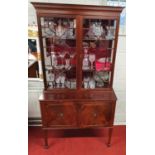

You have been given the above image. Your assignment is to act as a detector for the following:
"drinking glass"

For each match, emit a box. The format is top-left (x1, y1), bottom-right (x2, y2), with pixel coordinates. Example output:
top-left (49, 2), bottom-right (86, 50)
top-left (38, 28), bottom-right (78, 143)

top-left (70, 51), bottom-right (76, 64)
top-left (83, 77), bottom-right (90, 89)
top-left (60, 74), bottom-right (66, 88)
top-left (89, 54), bottom-right (96, 70)
top-left (55, 74), bottom-right (61, 88)
top-left (59, 51), bottom-right (66, 67)
top-left (65, 58), bottom-right (70, 69)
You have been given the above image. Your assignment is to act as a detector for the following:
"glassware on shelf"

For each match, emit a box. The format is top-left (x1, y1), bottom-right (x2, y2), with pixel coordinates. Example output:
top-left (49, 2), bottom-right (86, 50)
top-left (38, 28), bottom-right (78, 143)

top-left (94, 71), bottom-right (110, 87)
top-left (49, 21), bottom-right (55, 31)
top-left (88, 53), bottom-right (96, 70)
top-left (65, 80), bottom-right (69, 88)
top-left (93, 22), bottom-right (104, 39)
top-left (55, 19), bottom-right (66, 39)
top-left (83, 77), bottom-right (90, 89)
top-left (70, 50), bottom-right (76, 64)
top-left (63, 20), bottom-right (68, 28)
top-left (87, 22), bottom-right (95, 39)
top-left (44, 21), bottom-right (48, 28)
top-left (89, 78), bottom-right (96, 89)
top-left (70, 79), bottom-right (76, 89)
top-left (41, 18), bottom-right (44, 26)
top-left (51, 52), bottom-right (57, 67)
top-left (82, 54), bottom-right (90, 70)
top-left (48, 71), bottom-right (55, 88)
top-left (69, 21), bottom-right (74, 28)
top-left (86, 21), bottom-right (105, 39)
top-left (106, 26), bottom-right (115, 40)
top-left (96, 81), bottom-right (104, 88)
top-left (65, 58), bottom-right (71, 70)
top-left (59, 51), bottom-right (66, 68)
top-left (49, 71), bottom-right (55, 82)
top-left (60, 73), bottom-right (66, 88)
top-left (102, 72), bottom-right (109, 82)
top-left (67, 28), bottom-right (74, 39)
top-left (55, 74), bottom-right (61, 88)
top-left (84, 47), bottom-right (88, 55)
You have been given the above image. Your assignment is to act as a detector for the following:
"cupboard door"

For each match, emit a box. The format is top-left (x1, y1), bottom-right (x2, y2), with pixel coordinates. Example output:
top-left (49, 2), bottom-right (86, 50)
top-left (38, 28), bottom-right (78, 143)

top-left (42, 102), bottom-right (77, 127)
top-left (39, 16), bottom-right (78, 90)
top-left (79, 102), bottom-right (113, 127)
top-left (81, 18), bottom-right (117, 89)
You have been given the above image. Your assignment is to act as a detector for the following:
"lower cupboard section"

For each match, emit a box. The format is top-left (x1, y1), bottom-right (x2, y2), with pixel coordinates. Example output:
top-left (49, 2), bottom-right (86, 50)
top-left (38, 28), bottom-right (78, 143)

top-left (40, 101), bottom-right (115, 128)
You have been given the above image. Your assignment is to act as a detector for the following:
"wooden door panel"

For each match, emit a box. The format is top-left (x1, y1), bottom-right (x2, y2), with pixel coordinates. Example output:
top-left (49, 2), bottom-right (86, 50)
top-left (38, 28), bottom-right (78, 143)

top-left (43, 102), bottom-right (77, 127)
top-left (79, 102), bottom-right (113, 127)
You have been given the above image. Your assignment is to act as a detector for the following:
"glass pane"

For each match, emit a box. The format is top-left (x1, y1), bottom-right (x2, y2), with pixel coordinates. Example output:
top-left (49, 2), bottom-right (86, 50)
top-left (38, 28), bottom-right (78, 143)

top-left (82, 18), bottom-right (116, 89)
top-left (41, 17), bottom-right (77, 89)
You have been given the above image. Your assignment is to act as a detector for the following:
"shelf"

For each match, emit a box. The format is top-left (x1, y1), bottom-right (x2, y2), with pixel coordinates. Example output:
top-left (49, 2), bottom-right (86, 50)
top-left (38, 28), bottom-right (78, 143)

top-left (83, 38), bottom-right (115, 41)
top-left (82, 69), bottom-right (111, 72)
top-left (46, 65), bottom-right (76, 71)
top-left (43, 46), bottom-right (76, 49)
top-left (42, 36), bottom-right (76, 40)
top-left (41, 26), bottom-right (76, 29)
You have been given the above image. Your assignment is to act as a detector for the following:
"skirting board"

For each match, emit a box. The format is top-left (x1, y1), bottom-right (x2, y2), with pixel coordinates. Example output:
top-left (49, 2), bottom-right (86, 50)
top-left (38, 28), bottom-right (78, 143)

top-left (28, 117), bottom-right (126, 126)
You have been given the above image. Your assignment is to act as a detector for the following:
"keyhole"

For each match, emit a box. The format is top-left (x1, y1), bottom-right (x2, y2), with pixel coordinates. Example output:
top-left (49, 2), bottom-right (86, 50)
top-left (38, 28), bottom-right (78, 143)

top-left (93, 112), bottom-right (97, 117)
top-left (59, 112), bottom-right (64, 117)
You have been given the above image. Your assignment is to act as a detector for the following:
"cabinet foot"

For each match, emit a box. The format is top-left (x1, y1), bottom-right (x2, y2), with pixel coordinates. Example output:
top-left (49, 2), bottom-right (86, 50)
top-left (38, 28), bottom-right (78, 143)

top-left (107, 127), bottom-right (113, 147)
top-left (44, 144), bottom-right (49, 149)
top-left (107, 143), bottom-right (111, 147)
top-left (43, 130), bottom-right (49, 149)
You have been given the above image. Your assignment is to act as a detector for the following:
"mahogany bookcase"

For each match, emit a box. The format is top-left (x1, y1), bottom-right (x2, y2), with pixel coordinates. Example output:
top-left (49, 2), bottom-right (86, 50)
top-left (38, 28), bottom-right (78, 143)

top-left (32, 2), bottom-right (123, 148)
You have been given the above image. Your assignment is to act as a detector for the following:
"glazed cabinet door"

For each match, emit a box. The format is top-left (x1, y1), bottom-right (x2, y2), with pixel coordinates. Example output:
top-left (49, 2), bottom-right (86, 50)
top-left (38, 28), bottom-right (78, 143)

top-left (79, 102), bottom-right (115, 128)
top-left (40, 101), bottom-right (77, 128)
top-left (38, 16), bottom-right (78, 90)
top-left (80, 17), bottom-right (119, 89)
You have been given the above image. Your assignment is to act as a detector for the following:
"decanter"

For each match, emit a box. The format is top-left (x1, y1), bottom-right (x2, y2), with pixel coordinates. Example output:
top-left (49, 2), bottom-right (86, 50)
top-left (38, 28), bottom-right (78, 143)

top-left (82, 54), bottom-right (90, 70)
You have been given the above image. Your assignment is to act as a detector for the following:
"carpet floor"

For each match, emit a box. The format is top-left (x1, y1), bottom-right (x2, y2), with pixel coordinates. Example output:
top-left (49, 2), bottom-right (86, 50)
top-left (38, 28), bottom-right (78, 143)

top-left (28, 125), bottom-right (126, 155)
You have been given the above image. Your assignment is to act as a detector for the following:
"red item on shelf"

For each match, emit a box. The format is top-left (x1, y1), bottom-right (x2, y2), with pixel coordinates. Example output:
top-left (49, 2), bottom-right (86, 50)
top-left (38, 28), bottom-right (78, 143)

top-left (95, 61), bottom-right (105, 71)
top-left (88, 47), bottom-right (111, 59)
top-left (95, 61), bottom-right (111, 71)
top-left (104, 62), bottom-right (111, 71)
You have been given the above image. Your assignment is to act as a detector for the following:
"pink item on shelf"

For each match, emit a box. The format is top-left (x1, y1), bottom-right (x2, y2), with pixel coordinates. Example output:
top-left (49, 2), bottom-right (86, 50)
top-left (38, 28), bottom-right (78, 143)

top-left (95, 61), bottom-right (111, 71)
top-left (95, 61), bottom-right (105, 71)
top-left (104, 62), bottom-right (111, 71)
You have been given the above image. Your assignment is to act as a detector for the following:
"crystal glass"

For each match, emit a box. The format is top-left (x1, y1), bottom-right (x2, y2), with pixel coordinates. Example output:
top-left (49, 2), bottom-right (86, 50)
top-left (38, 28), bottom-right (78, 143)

top-left (70, 51), bottom-right (76, 65)
top-left (84, 48), bottom-right (88, 55)
top-left (65, 58), bottom-right (70, 69)
top-left (55, 19), bottom-right (65, 37)
top-left (88, 54), bottom-right (96, 70)
top-left (93, 22), bottom-right (104, 39)
top-left (60, 74), bottom-right (66, 88)
top-left (70, 79), bottom-right (76, 89)
top-left (89, 78), bottom-right (95, 89)
top-left (106, 26), bottom-right (114, 39)
top-left (55, 74), bottom-right (61, 88)
top-left (82, 54), bottom-right (89, 70)
top-left (48, 71), bottom-right (55, 88)
top-left (59, 51), bottom-right (66, 67)
top-left (51, 52), bottom-right (57, 67)
top-left (49, 71), bottom-right (55, 82)
top-left (83, 77), bottom-right (90, 89)
top-left (70, 51), bottom-right (76, 60)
